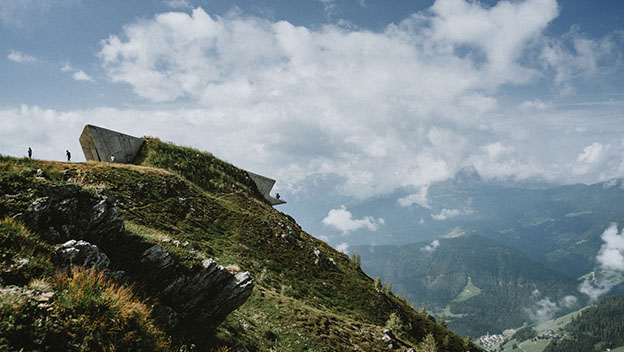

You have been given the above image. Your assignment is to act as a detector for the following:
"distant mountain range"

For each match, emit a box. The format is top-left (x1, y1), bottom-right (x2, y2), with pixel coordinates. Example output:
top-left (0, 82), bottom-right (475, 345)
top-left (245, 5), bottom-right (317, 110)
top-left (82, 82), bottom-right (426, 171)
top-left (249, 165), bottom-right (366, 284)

top-left (333, 168), bottom-right (624, 337)
top-left (295, 168), bottom-right (624, 278)
top-left (353, 234), bottom-right (584, 337)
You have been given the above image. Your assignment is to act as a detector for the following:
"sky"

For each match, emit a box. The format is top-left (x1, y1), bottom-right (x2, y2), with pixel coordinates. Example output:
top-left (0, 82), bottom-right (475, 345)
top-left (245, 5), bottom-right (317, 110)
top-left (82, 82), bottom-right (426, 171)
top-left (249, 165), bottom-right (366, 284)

top-left (1, 0), bottom-right (624, 247)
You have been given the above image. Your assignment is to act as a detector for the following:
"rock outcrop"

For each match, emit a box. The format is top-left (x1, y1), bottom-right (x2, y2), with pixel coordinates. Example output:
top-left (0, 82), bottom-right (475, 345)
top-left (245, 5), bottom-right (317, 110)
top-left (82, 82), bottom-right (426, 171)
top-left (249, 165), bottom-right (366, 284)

top-left (19, 185), bottom-right (254, 333)
top-left (22, 185), bottom-right (123, 244)
top-left (54, 240), bottom-right (111, 269)
top-left (140, 244), bottom-right (255, 330)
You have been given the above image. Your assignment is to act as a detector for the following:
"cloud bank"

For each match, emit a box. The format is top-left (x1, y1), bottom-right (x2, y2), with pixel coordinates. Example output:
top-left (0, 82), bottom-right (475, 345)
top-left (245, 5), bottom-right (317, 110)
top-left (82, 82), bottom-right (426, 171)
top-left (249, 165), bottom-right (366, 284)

top-left (2, 0), bottom-right (624, 203)
top-left (322, 205), bottom-right (384, 235)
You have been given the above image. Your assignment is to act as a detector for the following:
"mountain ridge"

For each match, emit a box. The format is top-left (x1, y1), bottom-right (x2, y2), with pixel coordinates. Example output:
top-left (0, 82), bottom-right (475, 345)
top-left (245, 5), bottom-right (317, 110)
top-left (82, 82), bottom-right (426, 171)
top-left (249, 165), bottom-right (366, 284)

top-left (0, 138), bottom-right (482, 351)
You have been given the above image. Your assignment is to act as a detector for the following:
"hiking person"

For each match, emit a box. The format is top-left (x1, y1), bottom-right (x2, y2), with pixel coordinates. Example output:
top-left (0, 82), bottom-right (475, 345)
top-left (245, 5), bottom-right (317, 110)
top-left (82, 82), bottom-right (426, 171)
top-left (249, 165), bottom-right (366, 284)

top-left (276, 193), bottom-right (281, 200)
top-left (66, 150), bottom-right (71, 161)
top-left (110, 155), bottom-right (115, 163)
top-left (27, 147), bottom-right (32, 159)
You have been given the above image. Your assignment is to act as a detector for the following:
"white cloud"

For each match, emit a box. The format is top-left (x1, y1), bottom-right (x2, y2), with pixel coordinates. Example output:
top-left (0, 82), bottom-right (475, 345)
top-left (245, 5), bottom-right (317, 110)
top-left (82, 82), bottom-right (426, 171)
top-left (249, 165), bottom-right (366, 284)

top-left (578, 223), bottom-right (624, 300)
top-left (61, 62), bottom-right (73, 72)
top-left (96, 3), bottom-right (611, 200)
top-left (164, 0), bottom-right (192, 9)
top-left (420, 239), bottom-right (440, 253)
top-left (578, 278), bottom-right (616, 301)
top-left (398, 186), bottom-right (431, 208)
top-left (541, 26), bottom-right (621, 91)
top-left (1, 1), bottom-right (623, 204)
top-left (335, 242), bottom-right (349, 254)
top-left (72, 70), bottom-right (94, 82)
top-left (597, 223), bottom-right (624, 272)
top-left (525, 297), bottom-right (558, 323)
top-left (322, 205), bottom-right (383, 235)
top-left (7, 50), bottom-right (37, 63)
top-left (560, 295), bottom-right (577, 308)
top-left (573, 142), bottom-right (608, 175)
top-left (431, 207), bottom-right (473, 221)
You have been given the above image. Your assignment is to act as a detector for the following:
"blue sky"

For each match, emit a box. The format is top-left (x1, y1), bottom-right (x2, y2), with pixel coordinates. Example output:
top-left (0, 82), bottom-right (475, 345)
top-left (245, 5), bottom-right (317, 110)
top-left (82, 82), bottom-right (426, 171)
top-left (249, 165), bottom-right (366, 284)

top-left (2, 0), bottom-right (624, 248)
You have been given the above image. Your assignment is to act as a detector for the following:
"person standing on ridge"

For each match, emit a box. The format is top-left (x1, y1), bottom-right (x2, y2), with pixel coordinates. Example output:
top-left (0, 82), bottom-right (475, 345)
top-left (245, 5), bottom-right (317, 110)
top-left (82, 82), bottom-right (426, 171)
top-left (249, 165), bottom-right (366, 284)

top-left (27, 147), bottom-right (32, 159)
top-left (66, 150), bottom-right (71, 161)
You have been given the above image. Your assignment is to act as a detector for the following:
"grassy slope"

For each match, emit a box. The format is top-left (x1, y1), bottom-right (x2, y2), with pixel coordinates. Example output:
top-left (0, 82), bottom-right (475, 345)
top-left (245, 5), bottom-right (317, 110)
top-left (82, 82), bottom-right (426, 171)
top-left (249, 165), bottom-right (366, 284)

top-left (0, 139), bottom-right (481, 351)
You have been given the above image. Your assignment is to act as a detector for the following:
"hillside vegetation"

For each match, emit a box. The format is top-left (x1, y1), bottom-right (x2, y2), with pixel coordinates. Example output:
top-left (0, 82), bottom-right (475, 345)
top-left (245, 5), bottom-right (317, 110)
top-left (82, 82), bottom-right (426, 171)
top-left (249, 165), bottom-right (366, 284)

top-left (544, 295), bottom-right (624, 352)
top-left (354, 235), bottom-right (582, 337)
top-left (0, 138), bottom-right (481, 351)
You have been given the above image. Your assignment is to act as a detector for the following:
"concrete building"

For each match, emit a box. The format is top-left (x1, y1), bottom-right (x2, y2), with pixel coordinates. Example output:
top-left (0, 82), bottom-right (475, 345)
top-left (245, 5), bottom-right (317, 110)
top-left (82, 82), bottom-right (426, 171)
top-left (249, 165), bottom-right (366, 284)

top-left (79, 124), bottom-right (144, 164)
top-left (79, 124), bottom-right (285, 206)
top-left (247, 171), bottom-right (286, 206)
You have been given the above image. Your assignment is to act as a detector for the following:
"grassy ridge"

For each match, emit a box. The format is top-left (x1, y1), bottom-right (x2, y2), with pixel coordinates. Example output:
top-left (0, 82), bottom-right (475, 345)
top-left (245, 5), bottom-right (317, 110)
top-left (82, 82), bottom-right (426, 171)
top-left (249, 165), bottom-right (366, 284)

top-left (0, 141), bottom-right (481, 351)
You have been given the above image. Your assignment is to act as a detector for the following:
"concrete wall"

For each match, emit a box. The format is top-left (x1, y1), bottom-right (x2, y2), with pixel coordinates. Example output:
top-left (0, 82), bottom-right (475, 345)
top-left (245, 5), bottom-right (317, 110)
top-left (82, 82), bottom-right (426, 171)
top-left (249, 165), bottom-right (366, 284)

top-left (247, 171), bottom-right (286, 206)
top-left (79, 125), bottom-right (144, 164)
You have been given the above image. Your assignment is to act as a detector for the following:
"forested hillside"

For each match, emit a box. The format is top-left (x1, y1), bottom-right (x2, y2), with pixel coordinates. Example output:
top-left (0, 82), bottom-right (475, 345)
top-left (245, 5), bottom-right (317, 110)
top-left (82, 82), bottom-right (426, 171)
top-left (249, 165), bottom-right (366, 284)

top-left (354, 234), bottom-right (582, 337)
top-left (544, 295), bottom-right (624, 352)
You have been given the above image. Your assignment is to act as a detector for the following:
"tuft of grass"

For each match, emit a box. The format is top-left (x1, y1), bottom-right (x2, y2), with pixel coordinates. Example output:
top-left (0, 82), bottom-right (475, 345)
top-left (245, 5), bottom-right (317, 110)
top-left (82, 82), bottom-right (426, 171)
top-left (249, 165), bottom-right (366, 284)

top-left (51, 266), bottom-right (169, 351)
top-left (0, 217), bottom-right (53, 286)
top-left (1, 266), bottom-right (171, 351)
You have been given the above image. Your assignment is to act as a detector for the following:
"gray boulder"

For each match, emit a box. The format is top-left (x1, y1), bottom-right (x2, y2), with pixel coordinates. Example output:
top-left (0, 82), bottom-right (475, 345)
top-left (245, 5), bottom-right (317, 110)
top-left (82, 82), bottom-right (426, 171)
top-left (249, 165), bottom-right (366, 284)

top-left (54, 240), bottom-right (110, 269)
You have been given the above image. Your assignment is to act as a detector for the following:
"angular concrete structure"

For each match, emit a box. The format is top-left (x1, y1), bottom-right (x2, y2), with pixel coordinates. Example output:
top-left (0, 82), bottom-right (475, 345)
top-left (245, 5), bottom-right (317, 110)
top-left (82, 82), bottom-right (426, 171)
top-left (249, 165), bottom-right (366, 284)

top-left (247, 171), bottom-right (286, 206)
top-left (79, 125), bottom-right (144, 164)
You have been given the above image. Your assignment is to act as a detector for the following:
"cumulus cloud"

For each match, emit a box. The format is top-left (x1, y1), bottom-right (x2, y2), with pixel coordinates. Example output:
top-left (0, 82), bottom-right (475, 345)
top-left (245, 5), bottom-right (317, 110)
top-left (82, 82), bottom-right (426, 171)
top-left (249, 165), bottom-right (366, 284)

top-left (573, 142), bottom-right (609, 175)
top-left (578, 224), bottom-right (624, 300)
top-left (596, 223), bottom-right (624, 271)
top-left (322, 205), bottom-right (384, 235)
top-left (72, 70), bottom-right (94, 82)
top-left (420, 239), bottom-right (440, 253)
top-left (431, 207), bottom-right (473, 221)
top-left (398, 186), bottom-right (431, 208)
top-left (7, 50), bottom-right (37, 63)
top-left (2, 1), bottom-right (624, 203)
top-left (92, 2), bottom-right (624, 201)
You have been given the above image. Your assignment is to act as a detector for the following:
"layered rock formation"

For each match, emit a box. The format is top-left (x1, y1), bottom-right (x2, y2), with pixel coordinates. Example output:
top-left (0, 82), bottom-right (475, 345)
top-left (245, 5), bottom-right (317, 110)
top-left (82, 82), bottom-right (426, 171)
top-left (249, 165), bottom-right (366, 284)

top-left (18, 184), bottom-right (253, 332)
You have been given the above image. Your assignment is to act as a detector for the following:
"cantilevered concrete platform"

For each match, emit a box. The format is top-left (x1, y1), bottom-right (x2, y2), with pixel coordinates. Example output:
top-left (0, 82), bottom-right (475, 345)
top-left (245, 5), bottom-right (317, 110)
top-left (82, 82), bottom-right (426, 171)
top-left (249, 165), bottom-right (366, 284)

top-left (79, 124), bottom-right (144, 164)
top-left (247, 171), bottom-right (286, 206)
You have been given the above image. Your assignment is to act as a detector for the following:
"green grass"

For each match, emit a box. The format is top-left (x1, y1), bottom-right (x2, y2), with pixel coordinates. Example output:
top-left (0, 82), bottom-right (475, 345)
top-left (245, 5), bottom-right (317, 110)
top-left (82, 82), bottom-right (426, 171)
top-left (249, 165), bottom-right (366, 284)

top-left (0, 142), bottom-right (483, 352)
top-left (0, 221), bottom-right (171, 351)
top-left (453, 276), bottom-right (482, 302)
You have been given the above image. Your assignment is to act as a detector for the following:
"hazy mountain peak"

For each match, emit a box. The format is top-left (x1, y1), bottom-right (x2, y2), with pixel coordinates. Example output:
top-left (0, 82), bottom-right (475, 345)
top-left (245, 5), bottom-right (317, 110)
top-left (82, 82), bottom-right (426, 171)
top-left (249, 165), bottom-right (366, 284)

top-left (453, 166), bottom-right (482, 184)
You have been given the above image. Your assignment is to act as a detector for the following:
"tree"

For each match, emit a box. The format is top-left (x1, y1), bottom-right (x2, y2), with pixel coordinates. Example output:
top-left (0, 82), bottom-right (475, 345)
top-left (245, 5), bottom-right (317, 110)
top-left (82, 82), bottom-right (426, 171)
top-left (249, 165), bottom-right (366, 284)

top-left (416, 333), bottom-right (437, 352)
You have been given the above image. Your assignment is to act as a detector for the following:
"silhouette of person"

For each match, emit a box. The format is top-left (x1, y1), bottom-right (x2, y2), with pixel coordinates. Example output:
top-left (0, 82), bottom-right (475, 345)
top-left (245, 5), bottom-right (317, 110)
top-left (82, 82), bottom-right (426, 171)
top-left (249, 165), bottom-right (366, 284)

top-left (276, 193), bottom-right (281, 200)
top-left (27, 147), bottom-right (32, 159)
top-left (66, 150), bottom-right (71, 161)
